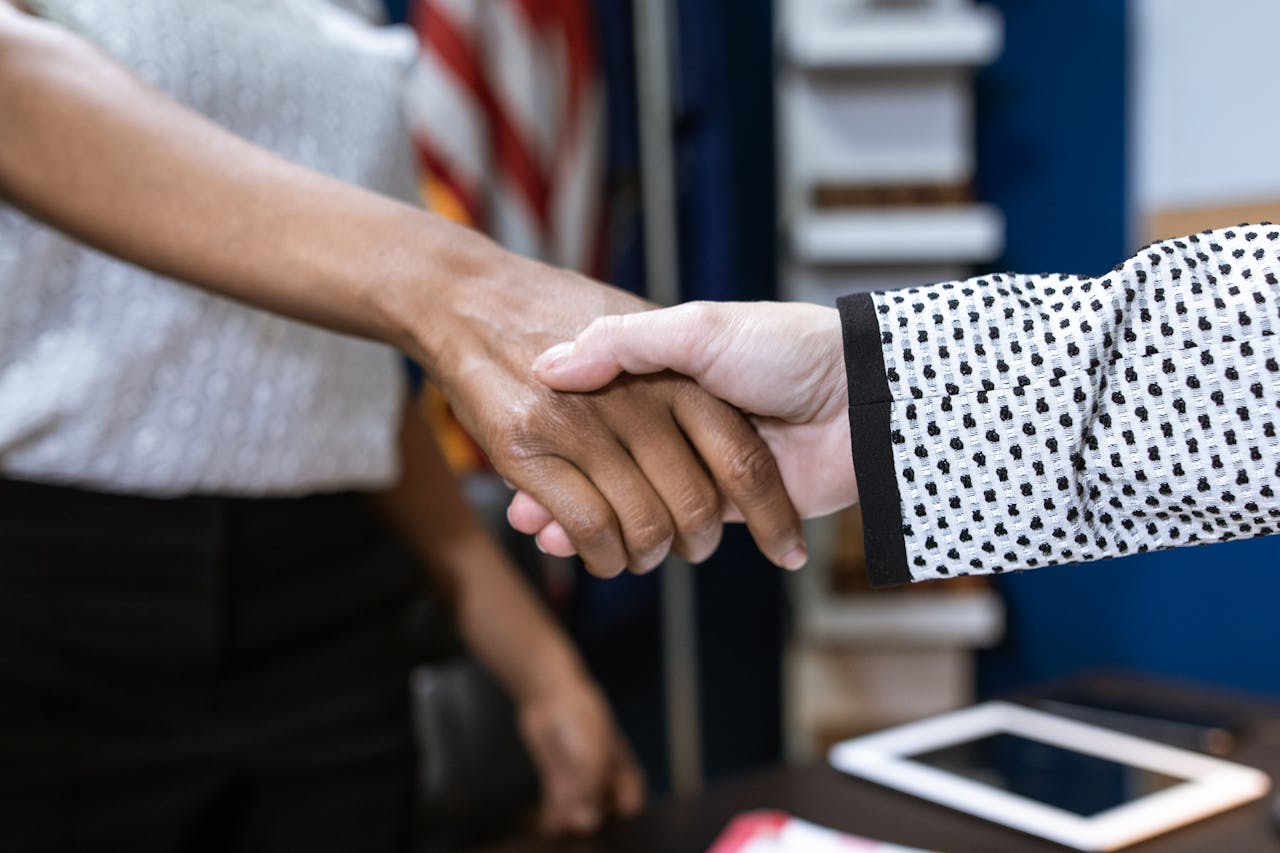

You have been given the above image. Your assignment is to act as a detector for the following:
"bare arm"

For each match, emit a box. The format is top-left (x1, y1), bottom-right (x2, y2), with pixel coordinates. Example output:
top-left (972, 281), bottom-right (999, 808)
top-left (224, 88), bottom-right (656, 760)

top-left (373, 404), bottom-right (644, 834)
top-left (0, 2), bottom-right (473, 346)
top-left (0, 5), bottom-right (806, 575)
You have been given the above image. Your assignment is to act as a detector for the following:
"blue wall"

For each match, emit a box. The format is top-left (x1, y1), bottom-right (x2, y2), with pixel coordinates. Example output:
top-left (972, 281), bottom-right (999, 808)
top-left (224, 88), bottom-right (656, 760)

top-left (383, 0), bottom-right (409, 24)
top-left (975, 0), bottom-right (1280, 698)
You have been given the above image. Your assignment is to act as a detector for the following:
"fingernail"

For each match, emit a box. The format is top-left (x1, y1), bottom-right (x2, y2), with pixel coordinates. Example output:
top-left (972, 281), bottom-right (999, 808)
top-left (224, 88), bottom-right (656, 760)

top-left (535, 539), bottom-right (547, 555)
top-left (779, 544), bottom-right (807, 571)
top-left (532, 342), bottom-right (574, 373)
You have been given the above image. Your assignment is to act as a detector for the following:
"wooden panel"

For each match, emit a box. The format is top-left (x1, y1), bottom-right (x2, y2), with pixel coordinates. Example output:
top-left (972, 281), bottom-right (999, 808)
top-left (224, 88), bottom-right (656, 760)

top-left (1145, 198), bottom-right (1280, 242)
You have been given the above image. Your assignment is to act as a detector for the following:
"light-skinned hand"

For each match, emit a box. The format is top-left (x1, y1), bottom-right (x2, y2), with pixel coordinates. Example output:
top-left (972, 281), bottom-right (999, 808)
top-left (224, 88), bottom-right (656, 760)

top-left (507, 301), bottom-right (856, 562)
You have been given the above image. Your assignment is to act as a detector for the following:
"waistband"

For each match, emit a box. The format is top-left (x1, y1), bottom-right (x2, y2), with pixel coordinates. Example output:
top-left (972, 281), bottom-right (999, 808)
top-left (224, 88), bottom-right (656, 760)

top-left (0, 477), bottom-right (380, 549)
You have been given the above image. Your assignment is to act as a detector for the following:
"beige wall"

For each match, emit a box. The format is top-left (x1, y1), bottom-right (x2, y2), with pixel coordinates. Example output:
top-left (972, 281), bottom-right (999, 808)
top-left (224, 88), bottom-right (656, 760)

top-left (1146, 199), bottom-right (1280, 243)
top-left (1134, 0), bottom-right (1280, 241)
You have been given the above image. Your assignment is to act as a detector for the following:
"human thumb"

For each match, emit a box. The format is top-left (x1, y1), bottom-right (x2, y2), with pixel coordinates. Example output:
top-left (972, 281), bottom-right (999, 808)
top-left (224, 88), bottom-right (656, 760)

top-left (532, 314), bottom-right (659, 391)
top-left (534, 307), bottom-right (719, 393)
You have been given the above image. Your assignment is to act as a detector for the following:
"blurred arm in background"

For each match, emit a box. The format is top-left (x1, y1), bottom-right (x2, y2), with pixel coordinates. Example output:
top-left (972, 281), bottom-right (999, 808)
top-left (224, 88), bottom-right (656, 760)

top-left (374, 402), bottom-right (644, 835)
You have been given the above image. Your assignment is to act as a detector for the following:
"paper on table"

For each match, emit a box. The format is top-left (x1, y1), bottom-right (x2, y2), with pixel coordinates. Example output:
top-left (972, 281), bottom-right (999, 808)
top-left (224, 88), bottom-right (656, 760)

top-left (708, 810), bottom-right (938, 853)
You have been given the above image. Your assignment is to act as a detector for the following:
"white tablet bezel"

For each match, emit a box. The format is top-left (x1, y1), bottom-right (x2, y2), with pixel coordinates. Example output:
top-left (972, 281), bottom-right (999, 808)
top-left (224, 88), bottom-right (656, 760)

top-left (828, 701), bottom-right (1271, 851)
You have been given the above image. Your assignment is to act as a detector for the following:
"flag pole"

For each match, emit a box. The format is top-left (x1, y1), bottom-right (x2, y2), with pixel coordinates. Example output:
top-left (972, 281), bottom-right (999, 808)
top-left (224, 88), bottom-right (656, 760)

top-left (632, 0), bottom-right (703, 798)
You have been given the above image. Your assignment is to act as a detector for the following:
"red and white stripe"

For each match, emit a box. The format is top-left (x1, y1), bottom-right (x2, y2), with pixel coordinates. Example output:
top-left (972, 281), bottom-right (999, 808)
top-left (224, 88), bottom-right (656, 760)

top-left (406, 0), bottom-right (605, 274)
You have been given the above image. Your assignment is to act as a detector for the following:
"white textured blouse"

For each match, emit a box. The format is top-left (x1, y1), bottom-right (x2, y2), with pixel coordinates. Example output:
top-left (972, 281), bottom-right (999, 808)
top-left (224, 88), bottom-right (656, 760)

top-left (0, 0), bottom-right (421, 496)
top-left (841, 224), bottom-right (1280, 585)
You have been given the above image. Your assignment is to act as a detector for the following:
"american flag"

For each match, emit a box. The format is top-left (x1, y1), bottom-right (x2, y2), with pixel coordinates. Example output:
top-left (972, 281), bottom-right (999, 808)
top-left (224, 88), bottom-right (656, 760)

top-left (405, 0), bottom-right (605, 275)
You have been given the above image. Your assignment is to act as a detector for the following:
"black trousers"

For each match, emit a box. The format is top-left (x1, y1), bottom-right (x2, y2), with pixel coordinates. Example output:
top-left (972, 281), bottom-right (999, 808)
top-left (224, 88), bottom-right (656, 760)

top-left (0, 479), bottom-right (423, 853)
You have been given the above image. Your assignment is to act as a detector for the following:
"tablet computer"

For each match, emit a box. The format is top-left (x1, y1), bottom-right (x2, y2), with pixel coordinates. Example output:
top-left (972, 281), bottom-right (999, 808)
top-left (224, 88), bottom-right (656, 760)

top-left (828, 701), bottom-right (1271, 851)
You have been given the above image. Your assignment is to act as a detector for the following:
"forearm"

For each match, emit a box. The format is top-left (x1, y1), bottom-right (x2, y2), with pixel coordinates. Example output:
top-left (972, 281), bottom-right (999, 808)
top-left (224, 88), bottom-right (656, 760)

top-left (0, 8), bottom-right (498, 360)
top-left (437, 526), bottom-right (587, 700)
top-left (374, 405), bottom-right (587, 701)
top-left (845, 225), bottom-right (1280, 584)
top-left (0, 5), bottom-right (806, 576)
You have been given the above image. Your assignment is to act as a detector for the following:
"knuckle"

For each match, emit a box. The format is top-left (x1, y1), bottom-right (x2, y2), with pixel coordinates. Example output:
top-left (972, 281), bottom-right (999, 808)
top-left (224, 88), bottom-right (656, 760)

top-left (683, 300), bottom-right (716, 324)
top-left (567, 508), bottom-right (616, 551)
top-left (574, 317), bottom-right (605, 350)
top-left (589, 313), bottom-right (625, 338)
top-left (578, 313), bottom-right (627, 355)
top-left (492, 416), bottom-right (538, 460)
top-left (492, 400), bottom-right (566, 465)
top-left (675, 491), bottom-right (720, 536)
top-left (723, 440), bottom-right (779, 500)
top-left (628, 515), bottom-right (674, 562)
top-left (685, 301), bottom-right (728, 341)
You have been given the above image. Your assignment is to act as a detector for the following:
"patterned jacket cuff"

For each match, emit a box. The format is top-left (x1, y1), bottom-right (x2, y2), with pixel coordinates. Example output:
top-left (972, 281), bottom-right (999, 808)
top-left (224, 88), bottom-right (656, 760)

top-left (837, 294), bottom-right (912, 587)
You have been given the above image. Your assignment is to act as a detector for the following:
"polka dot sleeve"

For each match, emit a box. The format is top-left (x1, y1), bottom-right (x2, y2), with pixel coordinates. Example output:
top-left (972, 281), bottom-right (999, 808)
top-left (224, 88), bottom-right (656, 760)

top-left (838, 225), bottom-right (1280, 586)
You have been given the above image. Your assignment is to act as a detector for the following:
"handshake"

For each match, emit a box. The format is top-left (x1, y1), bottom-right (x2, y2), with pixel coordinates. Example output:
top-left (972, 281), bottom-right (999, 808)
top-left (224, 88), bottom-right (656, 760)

top-left (439, 293), bottom-right (856, 578)
top-left (515, 300), bottom-right (860, 568)
top-left (422, 224), bottom-right (1277, 585)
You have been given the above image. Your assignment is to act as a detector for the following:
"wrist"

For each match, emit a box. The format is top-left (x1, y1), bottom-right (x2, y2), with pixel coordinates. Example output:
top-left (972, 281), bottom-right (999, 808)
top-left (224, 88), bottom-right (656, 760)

top-left (390, 237), bottom-right (649, 383)
top-left (362, 210), bottom-right (509, 370)
top-left (509, 631), bottom-right (593, 704)
top-left (814, 305), bottom-right (849, 418)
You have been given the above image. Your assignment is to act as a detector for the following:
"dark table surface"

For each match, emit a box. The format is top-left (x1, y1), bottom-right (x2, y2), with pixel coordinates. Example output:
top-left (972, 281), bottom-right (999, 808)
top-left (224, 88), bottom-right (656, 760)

top-left (477, 673), bottom-right (1280, 853)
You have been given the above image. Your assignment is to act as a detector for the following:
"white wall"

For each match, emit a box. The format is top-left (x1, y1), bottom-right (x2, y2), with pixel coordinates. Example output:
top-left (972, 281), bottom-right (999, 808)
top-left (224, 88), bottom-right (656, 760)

top-left (1134, 0), bottom-right (1280, 211)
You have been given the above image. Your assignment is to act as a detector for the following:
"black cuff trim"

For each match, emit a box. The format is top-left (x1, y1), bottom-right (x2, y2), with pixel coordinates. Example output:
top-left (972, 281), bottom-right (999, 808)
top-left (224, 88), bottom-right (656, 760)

top-left (837, 294), bottom-right (911, 588)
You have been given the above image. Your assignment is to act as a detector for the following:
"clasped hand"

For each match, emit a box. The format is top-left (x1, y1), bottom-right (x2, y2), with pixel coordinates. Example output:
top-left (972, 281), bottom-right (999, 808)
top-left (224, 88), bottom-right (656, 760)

top-left (422, 258), bottom-right (813, 576)
top-left (501, 301), bottom-right (857, 564)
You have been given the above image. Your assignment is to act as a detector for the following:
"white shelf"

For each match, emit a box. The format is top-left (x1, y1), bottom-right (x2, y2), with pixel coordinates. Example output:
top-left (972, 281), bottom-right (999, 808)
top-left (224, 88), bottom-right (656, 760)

top-left (798, 590), bottom-right (1005, 647)
top-left (777, 1), bottom-right (1008, 761)
top-left (780, 66), bottom-right (975, 187)
top-left (790, 205), bottom-right (1004, 265)
top-left (784, 6), bottom-right (1003, 69)
top-left (784, 261), bottom-right (973, 304)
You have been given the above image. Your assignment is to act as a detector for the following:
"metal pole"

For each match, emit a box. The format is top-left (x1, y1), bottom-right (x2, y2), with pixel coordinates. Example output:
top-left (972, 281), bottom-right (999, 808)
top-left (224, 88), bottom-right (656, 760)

top-left (632, 0), bottom-right (703, 798)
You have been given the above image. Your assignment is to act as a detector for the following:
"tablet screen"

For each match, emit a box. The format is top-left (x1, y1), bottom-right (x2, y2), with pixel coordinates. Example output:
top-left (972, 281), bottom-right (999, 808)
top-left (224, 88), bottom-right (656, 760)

top-left (907, 733), bottom-right (1188, 817)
